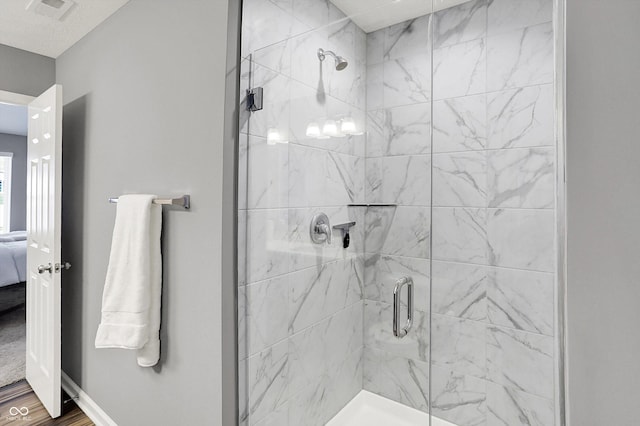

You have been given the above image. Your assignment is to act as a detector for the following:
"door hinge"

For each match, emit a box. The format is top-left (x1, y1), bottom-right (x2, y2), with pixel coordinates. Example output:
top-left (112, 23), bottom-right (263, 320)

top-left (246, 87), bottom-right (264, 112)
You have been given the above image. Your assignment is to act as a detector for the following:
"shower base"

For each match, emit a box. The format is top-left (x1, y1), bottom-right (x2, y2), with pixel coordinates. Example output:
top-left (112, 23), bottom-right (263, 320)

top-left (326, 390), bottom-right (456, 426)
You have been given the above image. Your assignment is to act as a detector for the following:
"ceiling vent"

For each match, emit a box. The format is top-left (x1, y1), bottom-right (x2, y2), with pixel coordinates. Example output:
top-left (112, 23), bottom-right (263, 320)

top-left (26, 0), bottom-right (77, 21)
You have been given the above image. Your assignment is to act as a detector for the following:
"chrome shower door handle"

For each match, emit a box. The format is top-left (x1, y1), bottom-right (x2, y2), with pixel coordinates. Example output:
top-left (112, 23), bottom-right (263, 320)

top-left (393, 276), bottom-right (414, 338)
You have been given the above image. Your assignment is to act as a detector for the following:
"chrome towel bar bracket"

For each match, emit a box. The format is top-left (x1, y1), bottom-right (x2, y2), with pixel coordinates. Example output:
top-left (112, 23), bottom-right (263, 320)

top-left (108, 195), bottom-right (191, 209)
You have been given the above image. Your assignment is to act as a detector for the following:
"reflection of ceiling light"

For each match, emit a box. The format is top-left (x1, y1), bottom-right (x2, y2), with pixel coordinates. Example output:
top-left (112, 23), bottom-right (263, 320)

top-left (267, 128), bottom-right (280, 145)
top-left (306, 122), bottom-right (320, 138)
top-left (31, 113), bottom-right (39, 120)
top-left (267, 128), bottom-right (288, 145)
top-left (43, 133), bottom-right (51, 139)
top-left (32, 138), bottom-right (39, 144)
top-left (341, 117), bottom-right (357, 135)
top-left (43, 106), bottom-right (52, 112)
top-left (323, 120), bottom-right (338, 137)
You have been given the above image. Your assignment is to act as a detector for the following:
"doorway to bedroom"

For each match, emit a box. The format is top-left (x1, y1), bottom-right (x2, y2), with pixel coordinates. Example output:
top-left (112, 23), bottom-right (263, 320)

top-left (0, 100), bottom-right (28, 389)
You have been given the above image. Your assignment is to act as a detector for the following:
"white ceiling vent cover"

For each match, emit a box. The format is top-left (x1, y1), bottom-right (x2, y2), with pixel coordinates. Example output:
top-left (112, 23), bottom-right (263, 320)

top-left (26, 0), bottom-right (77, 21)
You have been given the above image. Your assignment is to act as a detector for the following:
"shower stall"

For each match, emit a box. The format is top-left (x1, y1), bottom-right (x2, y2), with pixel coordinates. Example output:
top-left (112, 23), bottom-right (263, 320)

top-left (237, 0), bottom-right (563, 424)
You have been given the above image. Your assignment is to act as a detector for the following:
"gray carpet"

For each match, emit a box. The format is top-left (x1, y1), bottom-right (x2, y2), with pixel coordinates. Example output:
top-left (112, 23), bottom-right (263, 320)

top-left (0, 284), bottom-right (26, 388)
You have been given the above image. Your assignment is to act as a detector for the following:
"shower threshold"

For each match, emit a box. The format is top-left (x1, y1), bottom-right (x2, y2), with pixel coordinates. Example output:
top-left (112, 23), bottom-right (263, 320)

top-left (326, 390), bottom-right (456, 426)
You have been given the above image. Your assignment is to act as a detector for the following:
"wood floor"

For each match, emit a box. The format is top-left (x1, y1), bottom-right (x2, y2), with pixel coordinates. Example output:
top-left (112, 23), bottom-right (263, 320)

top-left (0, 381), bottom-right (93, 426)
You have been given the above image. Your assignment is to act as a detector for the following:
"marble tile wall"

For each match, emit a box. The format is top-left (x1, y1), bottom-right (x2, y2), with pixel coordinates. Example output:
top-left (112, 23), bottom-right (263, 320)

top-left (364, 0), bottom-right (556, 425)
top-left (238, 1), bottom-right (368, 425)
top-left (430, 0), bottom-right (556, 425)
top-left (362, 13), bottom-right (434, 414)
top-left (239, 0), bottom-right (557, 425)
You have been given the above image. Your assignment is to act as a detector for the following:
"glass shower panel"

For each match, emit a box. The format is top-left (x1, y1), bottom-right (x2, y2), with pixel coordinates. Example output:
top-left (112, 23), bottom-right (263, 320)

top-left (429, 0), bottom-right (557, 425)
top-left (237, 0), bottom-right (559, 425)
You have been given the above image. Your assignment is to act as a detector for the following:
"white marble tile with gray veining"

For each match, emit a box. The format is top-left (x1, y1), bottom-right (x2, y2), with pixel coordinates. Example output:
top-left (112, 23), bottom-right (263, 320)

top-left (246, 275), bottom-right (290, 356)
top-left (367, 28), bottom-right (385, 66)
top-left (488, 147), bottom-right (555, 209)
top-left (487, 84), bottom-right (554, 149)
top-left (364, 348), bottom-right (430, 413)
top-left (366, 63), bottom-right (384, 111)
top-left (254, 402), bottom-right (289, 426)
top-left (486, 381), bottom-right (554, 426)
top-left (288, 301), bottom-right (363, 397)
top-left (487, 208), bottom-right (555, 272)
top-left (252, 38), bottom-right (293, 77)
top-left (434, 0), bottom-right (487, 49)
top-left (292, 0), bottom-right (331, 30)
top-left (366, 206), bottom-right (431, 258)
top-left (487, 267), bottom-right (554, 336)
top-left (378, 155), bottom-right (431, 206)
top-left (246, 209), bottom-right (290, 283)
top-left (383, 53), bottom-right (432, 108)
top-left (383, 14), bottom-right (432, 60)
top-left (432, 207), bottom-right (487, 264)
top-left (288, 144), bottom-right (327, 208)
top-left (433, 94), bottom-right (487, 153)
top-left (364, 300), bottom-right (429, 362)
top-left (248, 341), bottom-right (289, 425)
top-left (242, 0), bottom-right (309, 56)
top-left (433, 151), bottom-right (487, 207)
top-left (487, 23), bottom-right (553, 92)
top-left (434, 38), bottom-right (486, 100)
top-left (362, 205), bottom-right (396, 253)
top-left (326, 150), bottom-right (365, 206)
top-left (247, 63), bottom-right (291, 141)
top-left (364, 253), bottom-right (430, 311)
top-left (431, 314), bottom-right (486, 379)
top-left (487, 0), bottom-right (553, 36)
top-left (432, 261), bottom-right (487, 321)
top-left (367, 104), bottom-right (431, 158)
top-left (288, 259), bottom-right (362, 333)
top-left (486, 326), bottom-right (554, 399)
top-left (431, 365), bottom-right (487, 426)
top-left (247, 135), bottom-right (289, 209)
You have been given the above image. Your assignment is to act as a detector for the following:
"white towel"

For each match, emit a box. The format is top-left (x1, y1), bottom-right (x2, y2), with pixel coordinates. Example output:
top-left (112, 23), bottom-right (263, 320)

top-left (95, 194), bottom-right (163, 367)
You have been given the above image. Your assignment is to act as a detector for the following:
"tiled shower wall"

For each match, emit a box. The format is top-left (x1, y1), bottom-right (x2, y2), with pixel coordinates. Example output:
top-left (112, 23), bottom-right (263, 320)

top-left (363, 0), bottom-right (557, 425)
top-left (238, 0), bottom-right (368, 425)
top-left (240, 0), bottom-right (558, 425)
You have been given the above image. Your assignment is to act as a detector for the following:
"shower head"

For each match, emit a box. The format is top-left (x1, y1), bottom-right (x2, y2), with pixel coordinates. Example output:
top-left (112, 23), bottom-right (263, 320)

top-left (318, 48), bottom-right (349, 71)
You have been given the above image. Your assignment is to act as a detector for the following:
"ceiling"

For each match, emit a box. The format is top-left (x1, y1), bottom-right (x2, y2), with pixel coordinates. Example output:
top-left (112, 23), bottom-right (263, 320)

top-left (330, 0), bottom-right (472, 33)
top-left (0, 0), bottom-right (130, 58)
top-left (0, 103), bottom-right (27, 137)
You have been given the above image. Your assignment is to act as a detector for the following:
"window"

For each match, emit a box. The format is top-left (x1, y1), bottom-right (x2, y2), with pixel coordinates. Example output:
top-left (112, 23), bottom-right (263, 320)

top-left (0, 153), bottom-right (13, 233)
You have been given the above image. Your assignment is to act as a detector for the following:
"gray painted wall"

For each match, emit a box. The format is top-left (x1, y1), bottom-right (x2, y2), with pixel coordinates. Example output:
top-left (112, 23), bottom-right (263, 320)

top-left (56, 1), bottom-right (231, 424)
top-left (566, 1), bottom-right (640, 425)
top-left (0, 43), bottom-right (55, 96)
top-left (0, 133), bottom-right (27, 231)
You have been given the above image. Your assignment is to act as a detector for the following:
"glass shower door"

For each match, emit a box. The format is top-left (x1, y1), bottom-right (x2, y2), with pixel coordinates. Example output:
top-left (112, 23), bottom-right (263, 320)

top-left (237, 0), bottom-right (560, 425)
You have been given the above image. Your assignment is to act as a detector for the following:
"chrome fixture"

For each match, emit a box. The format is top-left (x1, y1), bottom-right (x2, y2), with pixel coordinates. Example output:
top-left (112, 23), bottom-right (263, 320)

top-left (108, 195), bottom-right (191, 209)
top-left (246, 87), bottom-right (263, 112)
top-left (317, 48), bottom-right (348, 71)
top-left (310, 213), bottom-right (332, 244)
top-left (333, 222), bottom-right (356, 249)
top-left (393, 276), bottom-right (414, 338)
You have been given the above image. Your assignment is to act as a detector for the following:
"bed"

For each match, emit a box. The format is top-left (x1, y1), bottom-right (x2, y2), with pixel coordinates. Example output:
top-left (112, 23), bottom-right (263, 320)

top-left (0, 231), bottom-right (27, 288)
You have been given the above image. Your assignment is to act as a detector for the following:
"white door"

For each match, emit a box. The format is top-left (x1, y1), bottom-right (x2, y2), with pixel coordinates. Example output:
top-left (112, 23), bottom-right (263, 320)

top-left (26, 84), bottom-right (63, 418)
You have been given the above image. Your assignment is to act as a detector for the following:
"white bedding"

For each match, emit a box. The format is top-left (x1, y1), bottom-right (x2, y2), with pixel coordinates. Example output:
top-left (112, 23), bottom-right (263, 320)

top-left (0, 232), bottom-right (27, 287)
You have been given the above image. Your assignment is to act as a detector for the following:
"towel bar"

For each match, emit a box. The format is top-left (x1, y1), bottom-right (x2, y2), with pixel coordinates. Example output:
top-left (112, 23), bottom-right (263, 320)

top-left (108, 195), bottom-right (190, 209)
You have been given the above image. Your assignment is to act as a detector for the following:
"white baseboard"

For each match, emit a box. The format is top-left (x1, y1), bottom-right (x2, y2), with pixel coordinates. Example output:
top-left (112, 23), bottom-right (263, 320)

top-left (61, 371), bottom-right (118, 426)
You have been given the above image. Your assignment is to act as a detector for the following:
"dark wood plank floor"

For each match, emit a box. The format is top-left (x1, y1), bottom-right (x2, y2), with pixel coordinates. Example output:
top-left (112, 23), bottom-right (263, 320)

top-left (0, 381), bottom-right (93, 426)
